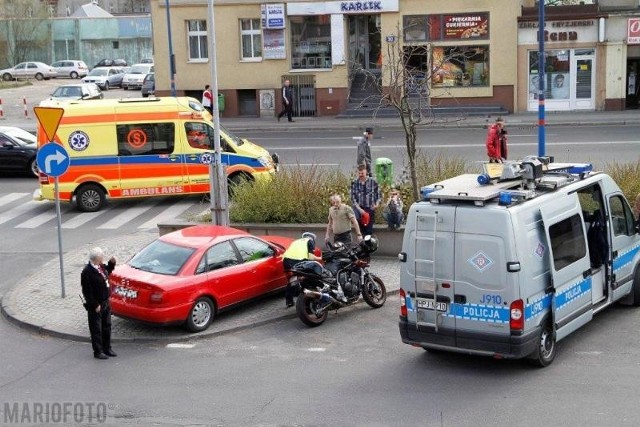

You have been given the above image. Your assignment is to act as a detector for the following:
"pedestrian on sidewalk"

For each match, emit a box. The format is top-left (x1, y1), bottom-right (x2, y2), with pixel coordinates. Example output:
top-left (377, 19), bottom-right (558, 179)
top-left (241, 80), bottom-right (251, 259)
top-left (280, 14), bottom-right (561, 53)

top-left (485, 117), bottom-right (508, 163)
top-left (202, 84), bottom-right (213, 115)
top-left (351, 164), bottom-right (381, 237)
top-left (357, 127), bottom-right (374, 176)
top-left (382, 187), bottom-right (404, 230)
top-left (81, 247), bottom-right (117, 360)
top-left (282, 232), bottom-right (323, 307)
top-left (325, 194), bottom-right (362, 247)
top-left (277, 79), bottom-right (294, 122)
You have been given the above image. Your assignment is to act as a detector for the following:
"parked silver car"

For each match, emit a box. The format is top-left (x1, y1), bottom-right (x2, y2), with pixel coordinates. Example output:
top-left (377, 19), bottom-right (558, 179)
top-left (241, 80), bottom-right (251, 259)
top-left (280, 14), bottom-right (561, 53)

top-left (51, 60), bottom-right (89, 79)
top-left (141, 73), bottom-right (155, 97)
top-left (122, 63), bottom-right (154, 90)
top-left (48, 83), bottom-right (103, 101)
top-left (0, 62), bottom-right (57, 81)
top-left (81, 67), bottom-right (124, 90)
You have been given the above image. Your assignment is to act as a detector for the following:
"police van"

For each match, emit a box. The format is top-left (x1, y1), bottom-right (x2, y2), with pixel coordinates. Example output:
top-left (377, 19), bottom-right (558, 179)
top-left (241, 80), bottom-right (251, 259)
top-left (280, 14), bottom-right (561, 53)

top-left (398, 156), bottom-right (640, 366)
top-left (35, 97), bottom-right (278, 211)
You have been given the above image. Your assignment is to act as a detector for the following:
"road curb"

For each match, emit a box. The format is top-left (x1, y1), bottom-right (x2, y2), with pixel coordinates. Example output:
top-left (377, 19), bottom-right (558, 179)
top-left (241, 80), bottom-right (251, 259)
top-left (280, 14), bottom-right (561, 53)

top-left (1, 282), bottom-right (399, 344)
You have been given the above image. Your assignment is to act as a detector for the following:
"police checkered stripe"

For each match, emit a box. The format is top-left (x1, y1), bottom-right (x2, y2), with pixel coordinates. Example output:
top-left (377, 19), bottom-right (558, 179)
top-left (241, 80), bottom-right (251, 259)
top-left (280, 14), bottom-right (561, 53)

top-left (444, 303), bottom-right (510, 324)
top-left (524, 293), bottom-right (552, 321)
top-left (555, 277), bottom-right (592, 311)
top-left (613, 243), bottom-right (640, 272)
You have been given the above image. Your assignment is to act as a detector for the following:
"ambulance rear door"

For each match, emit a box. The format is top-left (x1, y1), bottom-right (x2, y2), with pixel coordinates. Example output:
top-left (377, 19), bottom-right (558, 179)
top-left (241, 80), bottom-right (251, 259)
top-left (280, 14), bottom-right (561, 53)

top-left (540, 193), bottom-right (593, 341)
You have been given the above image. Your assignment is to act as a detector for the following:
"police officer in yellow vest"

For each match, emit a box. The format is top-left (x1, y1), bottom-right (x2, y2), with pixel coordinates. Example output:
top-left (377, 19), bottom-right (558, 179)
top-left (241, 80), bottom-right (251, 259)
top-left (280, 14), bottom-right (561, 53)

top-left (283, 232), bottom-right (323, 307)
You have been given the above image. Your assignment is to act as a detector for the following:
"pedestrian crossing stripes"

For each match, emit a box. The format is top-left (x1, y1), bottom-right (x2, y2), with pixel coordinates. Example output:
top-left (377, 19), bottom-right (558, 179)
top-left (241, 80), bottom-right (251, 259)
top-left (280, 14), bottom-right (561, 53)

top-left (0, 193), bottom-right (202, 231)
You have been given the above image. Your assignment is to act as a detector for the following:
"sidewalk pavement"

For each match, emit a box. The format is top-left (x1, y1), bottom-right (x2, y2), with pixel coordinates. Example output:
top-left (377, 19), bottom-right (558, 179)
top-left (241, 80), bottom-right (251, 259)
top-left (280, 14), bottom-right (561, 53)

top-left (0, 229), bottom-right (401, 343)
top-left (6, 108), bottom-right (640, 134)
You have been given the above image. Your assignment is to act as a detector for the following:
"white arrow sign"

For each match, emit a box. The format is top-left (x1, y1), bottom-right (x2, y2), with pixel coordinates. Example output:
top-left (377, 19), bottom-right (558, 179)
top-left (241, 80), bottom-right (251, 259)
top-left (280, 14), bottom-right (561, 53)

top-left (44, 149), bottom-right (67, 174)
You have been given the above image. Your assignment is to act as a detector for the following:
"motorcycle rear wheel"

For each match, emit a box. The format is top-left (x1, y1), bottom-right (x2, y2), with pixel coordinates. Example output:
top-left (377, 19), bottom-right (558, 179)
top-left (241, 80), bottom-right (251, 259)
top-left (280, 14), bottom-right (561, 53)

top-left (362, 274), bottom-right (387, 308)
top-left (296, 294), bottom-right (328, 327)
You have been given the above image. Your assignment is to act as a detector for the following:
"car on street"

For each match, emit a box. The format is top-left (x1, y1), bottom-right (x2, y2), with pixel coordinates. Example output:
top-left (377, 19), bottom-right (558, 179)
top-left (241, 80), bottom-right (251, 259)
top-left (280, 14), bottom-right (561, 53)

top-left (50, 60), bottom-right (89, 79)
top-left (93, 58), bottom-right (127, 68)
top-left (81, 67), bottom-right (124, 90)
top-left (47, 83), bottom-right (103, 101)
top-left (0, 126), bottom-right (36, 145)
top-left (109, 225), bottom-right (294, 332)
top-left (141, 72), bottom-right (155, 97)
top-left (122, 63), bottom-right (154, 90)
top-left (0, 128), bottom-right (38, 177)
top-left (139, 58), bottom-right (154, 64)
top-left (0, 62), bottom-right (57, 81)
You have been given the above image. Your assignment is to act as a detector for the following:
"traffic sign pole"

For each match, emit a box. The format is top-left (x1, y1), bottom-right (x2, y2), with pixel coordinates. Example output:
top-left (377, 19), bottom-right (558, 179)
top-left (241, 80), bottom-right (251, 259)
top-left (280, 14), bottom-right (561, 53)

top-left (54, 177), bottom-right (66, 298)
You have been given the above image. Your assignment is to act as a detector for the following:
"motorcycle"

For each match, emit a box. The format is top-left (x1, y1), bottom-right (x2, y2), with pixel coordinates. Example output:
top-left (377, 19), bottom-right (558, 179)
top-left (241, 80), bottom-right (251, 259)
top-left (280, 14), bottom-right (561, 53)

top-left (290, 235), bottom-right (387, 327)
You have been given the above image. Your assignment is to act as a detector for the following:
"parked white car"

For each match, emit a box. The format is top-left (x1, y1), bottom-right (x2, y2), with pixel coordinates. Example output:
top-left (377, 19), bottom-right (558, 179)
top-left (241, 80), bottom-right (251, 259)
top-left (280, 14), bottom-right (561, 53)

top-left (0, 62), bottom-right (57, 81)
top-left (50, 60), bottom-right (89, 79)
top-left (122, 63), bottom-right (154, 90)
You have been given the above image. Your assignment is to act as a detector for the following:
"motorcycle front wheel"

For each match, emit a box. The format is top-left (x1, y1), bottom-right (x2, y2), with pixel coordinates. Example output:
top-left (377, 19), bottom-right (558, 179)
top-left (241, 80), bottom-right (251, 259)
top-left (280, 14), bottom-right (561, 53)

top-left (362, 274), bottom-right (387, 308)
top-left (296, 293), bottom-right (328, 327)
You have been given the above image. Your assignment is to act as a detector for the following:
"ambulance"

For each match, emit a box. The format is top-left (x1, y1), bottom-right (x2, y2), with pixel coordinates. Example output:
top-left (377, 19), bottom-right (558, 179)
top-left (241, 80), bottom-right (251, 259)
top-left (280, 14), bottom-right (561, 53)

top-left (398, 156), bottom-right (640, 366)
top-left (35, 97), bottom-right (278, 211)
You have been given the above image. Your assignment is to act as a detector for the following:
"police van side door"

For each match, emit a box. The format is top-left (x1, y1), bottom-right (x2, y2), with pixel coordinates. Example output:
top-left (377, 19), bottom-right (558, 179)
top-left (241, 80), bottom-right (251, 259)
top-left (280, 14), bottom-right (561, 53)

top-left (607, 193), bottom-right (640, 299)
top-left (540, 193), bottom-right (593, 340)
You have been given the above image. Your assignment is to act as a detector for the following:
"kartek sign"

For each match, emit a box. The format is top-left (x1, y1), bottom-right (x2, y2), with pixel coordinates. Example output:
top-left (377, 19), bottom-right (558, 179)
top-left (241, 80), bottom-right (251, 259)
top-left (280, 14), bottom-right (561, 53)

top-left (287, 0), bottom-right (398, 15)
top-left (629, 18), bottom-right (640, 45)
top-left (340, 1), bottom-right (381, 12)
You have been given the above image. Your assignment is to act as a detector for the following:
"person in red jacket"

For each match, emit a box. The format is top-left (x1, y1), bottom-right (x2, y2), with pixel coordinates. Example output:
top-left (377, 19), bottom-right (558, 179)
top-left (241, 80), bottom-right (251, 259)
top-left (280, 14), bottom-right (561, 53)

top-left (486, 117), bottom-right (508, 163)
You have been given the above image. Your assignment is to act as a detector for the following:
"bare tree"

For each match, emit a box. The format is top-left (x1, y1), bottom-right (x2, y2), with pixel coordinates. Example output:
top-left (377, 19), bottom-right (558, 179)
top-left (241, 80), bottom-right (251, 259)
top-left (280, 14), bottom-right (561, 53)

top-left (0, 0), bottom-right (50, 66)
top-left (354, 29), bottom-right (475, 201)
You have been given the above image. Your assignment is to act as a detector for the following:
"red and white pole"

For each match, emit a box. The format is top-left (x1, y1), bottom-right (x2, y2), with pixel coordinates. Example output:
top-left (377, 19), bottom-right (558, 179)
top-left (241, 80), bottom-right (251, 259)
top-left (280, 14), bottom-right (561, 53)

top-left (0, 98), bottom-right (4, 119)
top-left (23, 97), bottom-right (28, 118)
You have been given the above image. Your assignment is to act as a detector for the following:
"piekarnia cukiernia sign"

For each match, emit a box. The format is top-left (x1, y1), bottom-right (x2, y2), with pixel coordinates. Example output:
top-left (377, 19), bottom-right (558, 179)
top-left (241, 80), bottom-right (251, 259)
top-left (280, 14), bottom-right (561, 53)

top-left (341, 1), bottom-right (382, 12)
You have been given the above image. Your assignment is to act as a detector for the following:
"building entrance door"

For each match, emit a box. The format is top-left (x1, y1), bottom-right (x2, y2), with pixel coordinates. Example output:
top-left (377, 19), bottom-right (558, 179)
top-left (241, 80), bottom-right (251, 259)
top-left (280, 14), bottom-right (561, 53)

top-left (348, 15), bottom-right (381, 70)
top-left (626, 58), bottom-right (640, 109)
top-left (571, 51), bottom-right (595, 110)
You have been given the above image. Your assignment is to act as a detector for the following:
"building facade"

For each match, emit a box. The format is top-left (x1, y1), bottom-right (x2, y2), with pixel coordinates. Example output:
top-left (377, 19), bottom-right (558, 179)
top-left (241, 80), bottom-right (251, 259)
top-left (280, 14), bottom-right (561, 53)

top-left (151, 0), bottom-right (525, 117)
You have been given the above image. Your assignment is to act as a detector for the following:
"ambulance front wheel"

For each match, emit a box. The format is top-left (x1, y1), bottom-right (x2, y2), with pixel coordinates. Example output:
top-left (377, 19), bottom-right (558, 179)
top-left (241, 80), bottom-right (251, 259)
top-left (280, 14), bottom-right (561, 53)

top-left (76, 184), bottom-right (105, 212)
top-left (528, 321), bottom-right (556, 367)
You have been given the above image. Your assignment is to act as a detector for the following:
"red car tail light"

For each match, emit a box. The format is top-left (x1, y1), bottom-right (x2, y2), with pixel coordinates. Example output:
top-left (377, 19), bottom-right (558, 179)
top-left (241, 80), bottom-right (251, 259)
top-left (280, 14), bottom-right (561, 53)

top-left (400, 288), bottom-right (407, 318)
top-left (150, 292), bottom-right (164, 304)
top-left (510, 299), bottom-right (524, 331)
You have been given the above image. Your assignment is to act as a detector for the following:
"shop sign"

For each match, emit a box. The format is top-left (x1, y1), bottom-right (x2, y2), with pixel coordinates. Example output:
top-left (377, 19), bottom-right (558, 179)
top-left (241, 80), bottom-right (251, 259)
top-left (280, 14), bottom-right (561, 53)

top-left (443, 13), bottom-right (489, 40)
top-left (518, 20), bottom-right (597, 44)
top-left (261, 3), bottom-right (286, 29)
top-left (287, 0), bottom-right (398, 15)
top-left (629, 18), bottom-right (640, 45)
top-left (263, 29), bottom-right (286, 59)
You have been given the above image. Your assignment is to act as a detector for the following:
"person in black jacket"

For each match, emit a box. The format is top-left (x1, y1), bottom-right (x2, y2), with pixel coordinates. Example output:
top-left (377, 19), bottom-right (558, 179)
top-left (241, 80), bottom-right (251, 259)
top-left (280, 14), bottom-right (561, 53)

top-left (277, 79), bottom-right (294, 123)
top-left (81, 247), bottom-right (117, 360)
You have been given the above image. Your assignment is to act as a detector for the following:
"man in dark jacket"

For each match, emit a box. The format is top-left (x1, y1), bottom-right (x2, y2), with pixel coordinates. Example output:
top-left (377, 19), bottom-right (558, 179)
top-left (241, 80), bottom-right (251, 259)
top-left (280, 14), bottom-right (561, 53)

top-left (277, 79), bottom-right (294, 122)
top-left (81, 247), bottom-right (117, 360)
top-left (356, 127), bottom-right (373, 176)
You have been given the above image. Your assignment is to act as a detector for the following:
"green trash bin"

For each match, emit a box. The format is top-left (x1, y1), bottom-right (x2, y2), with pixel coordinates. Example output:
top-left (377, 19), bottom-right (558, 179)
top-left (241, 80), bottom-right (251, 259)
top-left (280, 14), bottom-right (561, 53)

top-left (217, 93), bottom-right (225, 112)
top-left (375, 157), bottom-right (393, 187)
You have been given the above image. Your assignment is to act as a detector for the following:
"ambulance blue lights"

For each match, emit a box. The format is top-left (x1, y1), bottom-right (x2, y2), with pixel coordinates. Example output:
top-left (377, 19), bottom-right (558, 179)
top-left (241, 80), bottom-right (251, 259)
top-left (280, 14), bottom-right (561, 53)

top-left (499, 191), bottom-right (513, 206)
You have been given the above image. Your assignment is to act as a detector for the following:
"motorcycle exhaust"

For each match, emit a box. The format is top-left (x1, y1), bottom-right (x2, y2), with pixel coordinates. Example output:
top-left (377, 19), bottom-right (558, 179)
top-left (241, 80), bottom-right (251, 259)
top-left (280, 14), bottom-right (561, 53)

top-left (302, 289), bottom-right (344, 307)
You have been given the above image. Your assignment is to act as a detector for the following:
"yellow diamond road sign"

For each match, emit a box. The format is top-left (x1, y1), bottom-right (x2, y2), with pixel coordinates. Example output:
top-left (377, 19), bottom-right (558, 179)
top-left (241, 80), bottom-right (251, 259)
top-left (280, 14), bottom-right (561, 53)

top-left (33, 106), bottom-right (64, 142)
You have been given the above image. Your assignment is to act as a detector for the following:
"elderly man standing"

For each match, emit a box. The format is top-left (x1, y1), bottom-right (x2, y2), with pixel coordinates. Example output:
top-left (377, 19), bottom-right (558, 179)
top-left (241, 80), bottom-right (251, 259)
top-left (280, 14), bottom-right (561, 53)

top-left (325, 194), bottom-right (362, 246)
top-left (81, 247), bottom-right (117, 360)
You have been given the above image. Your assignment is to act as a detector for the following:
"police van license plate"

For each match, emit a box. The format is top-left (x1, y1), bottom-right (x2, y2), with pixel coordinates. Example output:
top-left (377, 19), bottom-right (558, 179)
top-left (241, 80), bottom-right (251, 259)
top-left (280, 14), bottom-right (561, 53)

top-left (417, 298), bottom-right (447, 312)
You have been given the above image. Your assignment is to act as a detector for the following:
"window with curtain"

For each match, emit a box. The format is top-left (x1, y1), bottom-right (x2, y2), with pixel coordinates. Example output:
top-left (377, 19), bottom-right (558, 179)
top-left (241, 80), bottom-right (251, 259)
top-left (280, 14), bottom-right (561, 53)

top-left (187, 20), bottom-right (208, 61)
top-left (240, 19), bottom-right (262, 60)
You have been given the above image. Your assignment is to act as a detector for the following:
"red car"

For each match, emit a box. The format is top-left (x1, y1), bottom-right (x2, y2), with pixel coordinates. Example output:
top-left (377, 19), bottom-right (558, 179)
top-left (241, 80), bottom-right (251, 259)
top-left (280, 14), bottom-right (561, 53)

top-left (109, 225), bottom-right (293, 332)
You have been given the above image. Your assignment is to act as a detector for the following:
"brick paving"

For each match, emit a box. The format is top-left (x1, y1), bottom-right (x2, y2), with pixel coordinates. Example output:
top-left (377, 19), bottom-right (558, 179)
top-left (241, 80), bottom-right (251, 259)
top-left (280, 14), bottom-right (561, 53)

top-left (1, 230), bottom-right (400, 342)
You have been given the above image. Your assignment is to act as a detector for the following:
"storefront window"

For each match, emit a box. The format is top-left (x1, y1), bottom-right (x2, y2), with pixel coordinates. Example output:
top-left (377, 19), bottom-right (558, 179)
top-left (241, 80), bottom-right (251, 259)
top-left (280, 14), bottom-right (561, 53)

top-left (432, 46), bottom-right (489, 87)
top-left (290, 15), bottom-right (331, 70)
top-left (528, 50), bottom-right (570, 100)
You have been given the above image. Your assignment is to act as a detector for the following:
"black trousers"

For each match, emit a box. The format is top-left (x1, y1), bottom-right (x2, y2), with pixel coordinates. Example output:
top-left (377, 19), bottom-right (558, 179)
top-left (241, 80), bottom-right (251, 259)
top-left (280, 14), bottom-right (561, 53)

top-left (87, 300), bottom-right (112, 355)
top-left (278, 102), bottom-right (293, 122)
top-left (283, 258), bottom-right (302, 304)
top-left (334, 231), bottom-right (352, 245)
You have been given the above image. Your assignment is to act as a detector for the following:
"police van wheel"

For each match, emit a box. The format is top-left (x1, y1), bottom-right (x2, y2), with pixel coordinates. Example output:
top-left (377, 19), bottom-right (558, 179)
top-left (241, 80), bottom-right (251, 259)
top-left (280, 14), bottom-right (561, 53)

top-left (529, 322), bottom-right (556, 367)
top-left (631, 268), bottom-right (640, 307)
top-left (76, 184), bottom-right (105, 212)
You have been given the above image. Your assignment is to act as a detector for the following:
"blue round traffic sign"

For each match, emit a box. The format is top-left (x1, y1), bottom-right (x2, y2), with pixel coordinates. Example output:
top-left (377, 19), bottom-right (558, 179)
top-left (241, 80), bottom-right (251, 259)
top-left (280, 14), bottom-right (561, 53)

top-left (37, 143), bottom-right (70, 177)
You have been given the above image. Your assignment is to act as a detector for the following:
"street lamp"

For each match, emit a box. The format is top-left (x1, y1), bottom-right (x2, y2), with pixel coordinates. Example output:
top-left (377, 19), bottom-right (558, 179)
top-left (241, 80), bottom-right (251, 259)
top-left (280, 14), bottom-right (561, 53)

top-left (207, 0), bottom-right (229, 226)
top-left (164, 0), bottom-right (176, 97)
top-left (538, 0), bottom-right (546, 157)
